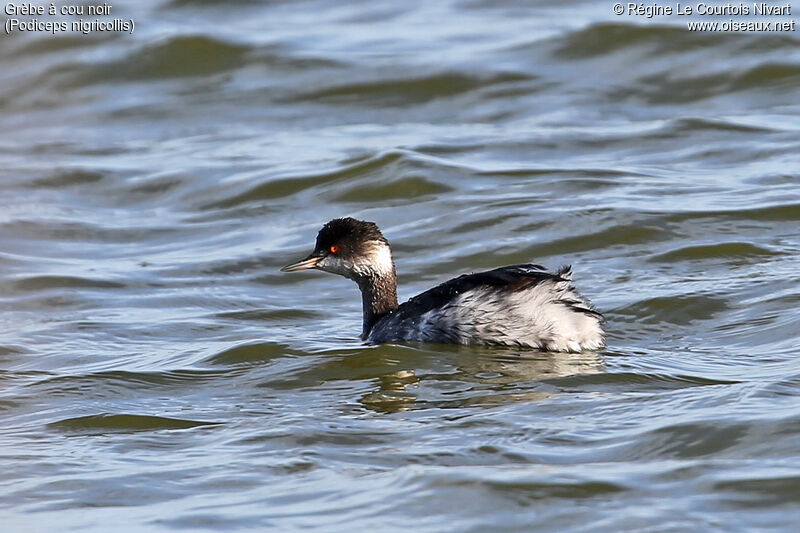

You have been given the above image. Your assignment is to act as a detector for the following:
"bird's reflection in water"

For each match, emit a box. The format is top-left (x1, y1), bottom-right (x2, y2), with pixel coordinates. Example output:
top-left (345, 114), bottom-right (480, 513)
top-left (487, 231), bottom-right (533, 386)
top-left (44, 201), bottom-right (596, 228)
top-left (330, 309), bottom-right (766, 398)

top-left (359, 345), bottom-right (606, 414)
top-left (360, 369), bottom-right (419, 414)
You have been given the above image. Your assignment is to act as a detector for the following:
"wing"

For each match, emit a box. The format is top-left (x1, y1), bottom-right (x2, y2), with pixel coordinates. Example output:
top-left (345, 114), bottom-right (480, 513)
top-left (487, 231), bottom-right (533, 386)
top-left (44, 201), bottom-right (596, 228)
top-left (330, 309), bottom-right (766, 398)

top-left (394, 263), bottom-right (559, 319)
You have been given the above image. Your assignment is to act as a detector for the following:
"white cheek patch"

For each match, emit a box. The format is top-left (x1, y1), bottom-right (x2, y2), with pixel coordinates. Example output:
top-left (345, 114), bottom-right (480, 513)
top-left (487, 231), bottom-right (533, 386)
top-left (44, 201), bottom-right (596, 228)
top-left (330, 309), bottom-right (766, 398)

top-left (369, 244), bottom-right (394, 276)
top-left (352, 242), bottom-right (394, 278)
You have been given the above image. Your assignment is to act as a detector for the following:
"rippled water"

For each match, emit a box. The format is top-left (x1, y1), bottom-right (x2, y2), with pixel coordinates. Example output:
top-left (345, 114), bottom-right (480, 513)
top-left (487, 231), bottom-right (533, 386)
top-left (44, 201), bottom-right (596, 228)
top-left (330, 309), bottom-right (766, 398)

top-left (2, 1), bottom-right (800, 531)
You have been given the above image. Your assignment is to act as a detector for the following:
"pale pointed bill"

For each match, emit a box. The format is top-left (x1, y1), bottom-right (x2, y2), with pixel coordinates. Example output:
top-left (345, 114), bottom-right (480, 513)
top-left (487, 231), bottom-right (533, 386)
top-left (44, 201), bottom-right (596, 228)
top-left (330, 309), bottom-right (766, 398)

top-left (280, 254), bottom-right (322, 272)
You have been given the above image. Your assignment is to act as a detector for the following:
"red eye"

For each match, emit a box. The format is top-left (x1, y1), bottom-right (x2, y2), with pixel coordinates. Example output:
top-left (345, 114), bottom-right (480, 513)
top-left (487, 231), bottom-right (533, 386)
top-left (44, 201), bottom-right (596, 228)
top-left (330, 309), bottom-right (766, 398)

top-left (329, 245), bottom-right (340, 254)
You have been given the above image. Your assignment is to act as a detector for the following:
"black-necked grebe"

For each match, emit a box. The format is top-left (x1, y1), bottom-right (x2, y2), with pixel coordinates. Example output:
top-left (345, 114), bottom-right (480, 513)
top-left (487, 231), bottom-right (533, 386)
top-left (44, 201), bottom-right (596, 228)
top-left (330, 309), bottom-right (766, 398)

top-left (281, 217), bottom-right (605, 352)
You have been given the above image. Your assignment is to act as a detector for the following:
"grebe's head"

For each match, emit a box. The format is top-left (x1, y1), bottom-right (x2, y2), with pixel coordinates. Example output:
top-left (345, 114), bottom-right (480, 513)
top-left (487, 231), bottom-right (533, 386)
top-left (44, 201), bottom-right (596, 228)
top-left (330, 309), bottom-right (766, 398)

top-left (281, 218), bottom-right (394, 280)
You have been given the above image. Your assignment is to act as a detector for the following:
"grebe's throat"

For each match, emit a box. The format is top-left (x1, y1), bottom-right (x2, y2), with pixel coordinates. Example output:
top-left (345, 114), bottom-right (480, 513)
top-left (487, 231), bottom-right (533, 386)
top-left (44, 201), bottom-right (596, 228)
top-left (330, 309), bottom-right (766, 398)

top-left (356, 244), bottom-right (398, 337)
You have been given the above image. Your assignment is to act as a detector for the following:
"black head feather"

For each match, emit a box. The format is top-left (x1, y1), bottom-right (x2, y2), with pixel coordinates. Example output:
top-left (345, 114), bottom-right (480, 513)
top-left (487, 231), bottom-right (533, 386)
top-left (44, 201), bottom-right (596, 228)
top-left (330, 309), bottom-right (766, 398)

top-left (314, 217), bottom-right (389, 257)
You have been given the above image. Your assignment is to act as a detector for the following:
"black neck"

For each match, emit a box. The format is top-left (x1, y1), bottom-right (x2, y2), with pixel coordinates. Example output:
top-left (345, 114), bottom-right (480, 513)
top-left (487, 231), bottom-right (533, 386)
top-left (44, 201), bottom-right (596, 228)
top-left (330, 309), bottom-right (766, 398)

top-left (356, 272), bottom-right (398, 338)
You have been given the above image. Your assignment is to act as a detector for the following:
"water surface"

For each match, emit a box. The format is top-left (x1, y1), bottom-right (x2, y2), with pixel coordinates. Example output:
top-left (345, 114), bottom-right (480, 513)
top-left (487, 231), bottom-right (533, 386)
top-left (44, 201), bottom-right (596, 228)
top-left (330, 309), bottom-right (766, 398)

top-left (1, 1), bottom-right (799, 531)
